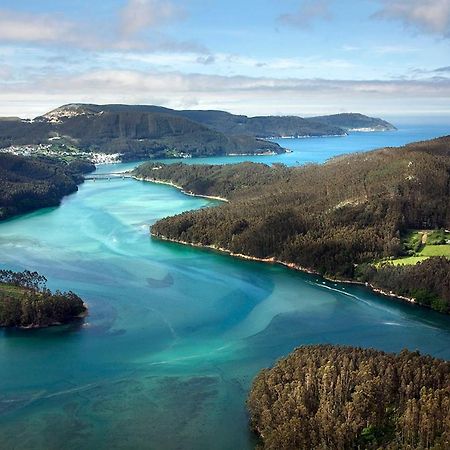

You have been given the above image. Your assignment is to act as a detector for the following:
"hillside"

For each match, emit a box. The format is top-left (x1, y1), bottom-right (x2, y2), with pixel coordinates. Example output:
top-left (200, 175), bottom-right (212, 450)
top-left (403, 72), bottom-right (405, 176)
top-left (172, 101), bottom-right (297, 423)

top-left (0, 104), bottom-right (284, 160)
top-left (82, 104), bottom-right (395, 137)
top-left (0, 153), bottom-right (94, 221)
top-left (135, 135), bottom-right (450, 313)
top-left (130, 105), bottom-right (346, 137)
top-left (309, 112), bottom-right (396, 131)
top-left (248, 345), bottom-right (450, 449)
top-left (0, 105), bottom-right (396, 162)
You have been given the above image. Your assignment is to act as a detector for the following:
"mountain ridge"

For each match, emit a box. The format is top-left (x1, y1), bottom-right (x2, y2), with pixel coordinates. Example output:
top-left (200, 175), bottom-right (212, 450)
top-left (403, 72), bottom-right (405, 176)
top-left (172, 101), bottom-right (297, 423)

top-left (42, 103), bottom-right (395, 137)
top-left (0, 104), bottom-right (396, 161)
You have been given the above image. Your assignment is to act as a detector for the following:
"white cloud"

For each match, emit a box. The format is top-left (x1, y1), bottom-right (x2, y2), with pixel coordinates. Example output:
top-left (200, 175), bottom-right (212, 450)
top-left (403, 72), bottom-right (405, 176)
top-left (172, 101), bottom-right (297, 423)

top-left (0, 9), bottom-right (80, 45)
top-left (278, 0), bottom-right (333, 28)
top-left (120, 0), bottom-right (185, 36)
top-left (0, 6), bottom-right (198, 53)
top-left (374, 0), bottom-right (450, 38)
top-left (1, 69), bottom-right (449, 118)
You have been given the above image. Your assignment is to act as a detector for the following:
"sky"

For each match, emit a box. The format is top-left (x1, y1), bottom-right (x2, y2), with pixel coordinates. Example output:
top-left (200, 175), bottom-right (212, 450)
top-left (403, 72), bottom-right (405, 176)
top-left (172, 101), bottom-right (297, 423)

top-left (0, 0), bottom-right (450, 120)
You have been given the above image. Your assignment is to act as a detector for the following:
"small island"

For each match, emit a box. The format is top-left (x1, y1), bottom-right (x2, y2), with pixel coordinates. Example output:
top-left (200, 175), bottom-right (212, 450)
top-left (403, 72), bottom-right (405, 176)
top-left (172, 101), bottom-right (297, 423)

top-left (0, 270), bottom-right (87, 328)
top-left (248, 344), bottom-right (450, 449)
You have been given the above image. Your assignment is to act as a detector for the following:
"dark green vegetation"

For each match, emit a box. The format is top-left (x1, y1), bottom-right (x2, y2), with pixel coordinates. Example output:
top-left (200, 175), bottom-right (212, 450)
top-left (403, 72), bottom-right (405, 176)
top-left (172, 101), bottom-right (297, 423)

top-left (0, 153), bottom-right (94, 220)
top-left (248, 345), bottom-right (450, 450)
top-left (358, 258), bottom-right (450, 313)
top-left (135, 136), bottom-right (450, 313)
top-left (115, 105), bottom-right (395, 137)
top-left (0, 105), bottom-right (284, 160)
top-left (0, 104), bottom-right (395, 160)
top-left (0, 270), bottom-right (86, 328)
top-left (135, 105), bottom-right (345, 137)
top-left (309, 112), bottom-right (396, 131)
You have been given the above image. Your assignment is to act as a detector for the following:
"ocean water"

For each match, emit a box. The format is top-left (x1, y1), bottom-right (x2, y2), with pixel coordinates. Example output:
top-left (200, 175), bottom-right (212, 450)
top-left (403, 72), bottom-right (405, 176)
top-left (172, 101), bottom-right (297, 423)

top-left (1, 125), bottom-right (450, 449)
top-left (96, 123), bottom-right (450, 173)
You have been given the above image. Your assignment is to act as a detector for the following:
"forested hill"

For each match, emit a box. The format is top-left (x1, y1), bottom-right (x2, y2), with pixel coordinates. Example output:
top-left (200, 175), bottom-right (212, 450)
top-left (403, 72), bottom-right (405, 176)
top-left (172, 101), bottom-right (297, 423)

top-left (309, 112), bottom-right (396, 131)
top-left (73, 104), bottom-right (395, 137)
top-left (129, 105), bottom-right (346, 137)
top-left (0, 153), bottom-right (95, 221)
top-left (0, 104), bottom-right (395, 161)
top-left (135, 135), bottom-right (450, 313)
top-left (0, 105), bottom-right (283, 160)
top-left (248, 345), bottom-right (450, 449)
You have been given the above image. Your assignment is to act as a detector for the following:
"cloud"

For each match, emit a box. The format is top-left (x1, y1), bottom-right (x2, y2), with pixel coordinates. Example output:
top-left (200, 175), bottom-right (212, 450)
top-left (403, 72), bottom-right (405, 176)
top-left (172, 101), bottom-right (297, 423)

top-left (0, 6), bottom-right (198, 53)
top-left (0, 9), bottom-right (80, 45)
top-left (373, 0), bottom-right (450, 38)
top-left (372, 45), bottom-right (418, 55)
top-left (434, 66), bottom-right (450, 72)
top-left (120, 0), bottom-right (185, 36)
top-left (278, 0), bottom-right (333, 28)
top-left (196, 55), bottom-right (215, 65)
top-left (1, 68), bottom-right (449, 118)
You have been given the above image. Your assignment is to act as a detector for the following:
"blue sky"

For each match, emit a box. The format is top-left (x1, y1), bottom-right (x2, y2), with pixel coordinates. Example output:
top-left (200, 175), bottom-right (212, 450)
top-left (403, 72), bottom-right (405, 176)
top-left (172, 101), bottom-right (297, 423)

top-left (0, 0), bottom-right (449, 120)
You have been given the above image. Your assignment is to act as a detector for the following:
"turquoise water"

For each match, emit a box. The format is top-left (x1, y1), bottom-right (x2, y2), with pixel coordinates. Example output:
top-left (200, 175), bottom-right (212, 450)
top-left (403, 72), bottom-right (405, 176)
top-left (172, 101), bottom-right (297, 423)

top-left (1, 125), bottom-right (450, 449)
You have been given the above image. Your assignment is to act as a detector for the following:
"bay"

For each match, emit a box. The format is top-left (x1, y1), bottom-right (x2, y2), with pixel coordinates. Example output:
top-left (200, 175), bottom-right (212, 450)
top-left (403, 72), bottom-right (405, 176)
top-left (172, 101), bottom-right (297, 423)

top-left (1, 124), bottom-right (450, 449)
top-left (95, 123), bottom-right (450, 172)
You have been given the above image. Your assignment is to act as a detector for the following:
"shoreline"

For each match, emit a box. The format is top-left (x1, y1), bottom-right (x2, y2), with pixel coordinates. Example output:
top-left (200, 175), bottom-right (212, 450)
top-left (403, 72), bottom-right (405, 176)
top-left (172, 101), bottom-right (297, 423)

top-left (150, 233), bottom-right (417, 307)
top-left (138, 175), bottom-right (419, 308)
top-left (3, 304), bottom-right (88, 330)
top-left (132, 176), bottom-right (229, 202)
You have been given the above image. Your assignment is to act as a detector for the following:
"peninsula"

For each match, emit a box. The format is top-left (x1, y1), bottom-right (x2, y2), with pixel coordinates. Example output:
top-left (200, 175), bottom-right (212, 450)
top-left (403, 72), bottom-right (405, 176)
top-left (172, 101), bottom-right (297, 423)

top-left (0, 104), bottom-right (395, 162)
top-left (134, 135), bottom-right (450, 314)
top-left (0, 153), bottom-right (95, 221)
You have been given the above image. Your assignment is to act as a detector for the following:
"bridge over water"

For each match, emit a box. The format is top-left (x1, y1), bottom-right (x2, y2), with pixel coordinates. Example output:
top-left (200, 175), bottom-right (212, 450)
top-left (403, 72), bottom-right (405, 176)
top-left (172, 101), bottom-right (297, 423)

top-left (85, 172), bottom-right (133, 181)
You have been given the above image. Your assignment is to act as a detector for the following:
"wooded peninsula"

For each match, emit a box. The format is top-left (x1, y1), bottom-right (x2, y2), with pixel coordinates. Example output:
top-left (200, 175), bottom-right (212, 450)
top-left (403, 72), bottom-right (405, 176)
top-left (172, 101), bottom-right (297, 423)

top-left (134, 135), bottom-right (450, 314)
top-left (0, 153), bottom-right (95, 221)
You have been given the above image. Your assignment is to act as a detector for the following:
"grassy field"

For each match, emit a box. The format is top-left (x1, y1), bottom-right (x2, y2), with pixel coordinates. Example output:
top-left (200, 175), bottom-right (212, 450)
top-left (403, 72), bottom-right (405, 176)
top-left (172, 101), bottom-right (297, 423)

top-left (420, 244), bottom-right (450, 257)
top-left (388, 256), bottom-right (429, 266)
top-left (382, 229), bottom-right (450, 266)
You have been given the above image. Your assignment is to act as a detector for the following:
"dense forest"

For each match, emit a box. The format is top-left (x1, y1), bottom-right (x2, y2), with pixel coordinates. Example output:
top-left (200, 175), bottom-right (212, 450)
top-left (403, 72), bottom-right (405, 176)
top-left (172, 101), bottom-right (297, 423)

top-left (0, 105), bottom-right (284, 159)
top-left (358, 258), bottom-right (450, 313)
top-left (77, 105), bottom-right (394, 137)
top-left (0, 270), bottom-right (86, 328)
top-left (135, 136), bottom-right (450, 313)
top-left (248, 345), bottom-right (450, 449)
top-left (0, 104), bottom-right (395, 160)
top-left (0, 153), bottom-right (94, 220)
top-left (309, 113), bottom-right (396, 131)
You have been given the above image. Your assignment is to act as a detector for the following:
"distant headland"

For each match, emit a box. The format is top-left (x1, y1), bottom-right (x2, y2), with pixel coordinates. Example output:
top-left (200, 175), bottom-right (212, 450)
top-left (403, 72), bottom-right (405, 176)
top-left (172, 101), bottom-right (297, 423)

top-left (0, 104), bottom-right (395, 163)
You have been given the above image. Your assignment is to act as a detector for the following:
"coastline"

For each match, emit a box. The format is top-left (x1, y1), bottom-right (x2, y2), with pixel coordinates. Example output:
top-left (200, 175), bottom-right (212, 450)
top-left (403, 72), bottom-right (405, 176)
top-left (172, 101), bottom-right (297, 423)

top-left (150, 233), bottom-right (417, 307)
top-left (2, 304), bottom-right (88, 330)
top-left (138, 175), bottom-right (419, 308)
top-left (132, 175), bottom-right (229, 202)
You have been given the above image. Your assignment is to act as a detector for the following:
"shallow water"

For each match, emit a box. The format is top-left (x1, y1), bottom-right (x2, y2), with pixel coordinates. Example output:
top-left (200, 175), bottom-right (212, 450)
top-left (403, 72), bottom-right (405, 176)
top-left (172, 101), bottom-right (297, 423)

top-left (1, 125), bottom-right (450, 449)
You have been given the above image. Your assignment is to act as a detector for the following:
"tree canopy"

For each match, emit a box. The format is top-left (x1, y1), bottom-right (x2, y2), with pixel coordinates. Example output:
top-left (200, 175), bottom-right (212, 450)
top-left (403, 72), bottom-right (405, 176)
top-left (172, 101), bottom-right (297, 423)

top-left (248, 345), bottom-right (450, 449)
top-left (134, 136), bottom-right (450, 313)
top-left (0, 270), bottom-right (86, 328)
